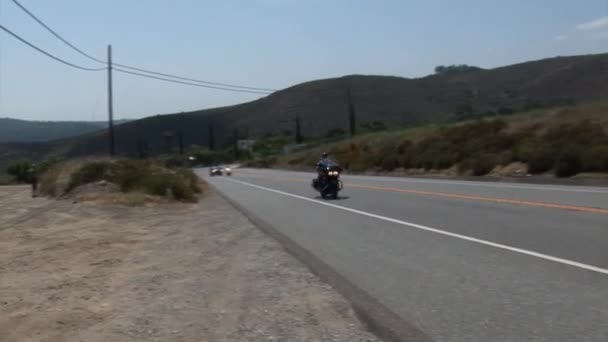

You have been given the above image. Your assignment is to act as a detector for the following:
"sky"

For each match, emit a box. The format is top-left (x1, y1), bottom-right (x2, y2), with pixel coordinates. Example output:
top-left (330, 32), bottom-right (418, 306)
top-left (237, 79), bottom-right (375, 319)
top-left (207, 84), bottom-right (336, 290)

top-left (0, 0), bottom-right (607, 121)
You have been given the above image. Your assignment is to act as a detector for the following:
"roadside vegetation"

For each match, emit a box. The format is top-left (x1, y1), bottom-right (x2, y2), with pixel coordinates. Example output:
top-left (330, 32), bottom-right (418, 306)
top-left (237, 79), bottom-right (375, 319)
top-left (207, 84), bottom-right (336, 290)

top-left (40, 159), bottom-right (202, 203)
top-left (4, 157), bottom-right (62, 184)
top-left (276, 102), bottom-right (608, 178)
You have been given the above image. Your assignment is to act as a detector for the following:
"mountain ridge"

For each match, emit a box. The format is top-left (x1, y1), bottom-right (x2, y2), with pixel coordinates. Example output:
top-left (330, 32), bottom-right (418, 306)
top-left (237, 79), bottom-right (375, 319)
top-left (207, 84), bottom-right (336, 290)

top-left (3, 52), bottom-right (608, 159)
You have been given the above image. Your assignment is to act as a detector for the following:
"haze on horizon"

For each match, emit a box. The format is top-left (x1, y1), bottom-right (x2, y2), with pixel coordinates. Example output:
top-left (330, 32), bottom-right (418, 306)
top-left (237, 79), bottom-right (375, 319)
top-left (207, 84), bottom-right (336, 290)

top-left (0, 0), bottom-right (607, 121)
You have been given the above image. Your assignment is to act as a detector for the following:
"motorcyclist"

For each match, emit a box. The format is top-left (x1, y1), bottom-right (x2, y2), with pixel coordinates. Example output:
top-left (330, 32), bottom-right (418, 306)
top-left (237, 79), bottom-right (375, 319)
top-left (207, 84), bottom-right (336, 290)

top-left (316, 152), bottom-right (335, 184)
top-left (317, 152), bottom-right (332, 170)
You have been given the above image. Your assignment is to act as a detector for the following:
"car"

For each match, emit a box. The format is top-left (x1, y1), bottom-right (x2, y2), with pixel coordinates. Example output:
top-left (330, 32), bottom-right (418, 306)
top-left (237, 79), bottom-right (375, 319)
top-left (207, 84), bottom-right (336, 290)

top-left (223, 167), bottom-right (232, 176)
top-left (209, 166), bottom-right (223, 176)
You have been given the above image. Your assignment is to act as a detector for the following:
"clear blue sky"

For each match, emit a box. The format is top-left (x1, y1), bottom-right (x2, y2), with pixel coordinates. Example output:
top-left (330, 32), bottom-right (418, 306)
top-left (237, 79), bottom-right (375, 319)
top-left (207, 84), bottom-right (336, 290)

top-left (1, 0), bottom-right (607, 121)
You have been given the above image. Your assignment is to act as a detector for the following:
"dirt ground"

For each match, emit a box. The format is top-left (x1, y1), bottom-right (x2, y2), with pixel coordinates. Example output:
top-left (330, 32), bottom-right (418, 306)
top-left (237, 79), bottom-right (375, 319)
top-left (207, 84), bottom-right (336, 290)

top-left (0, 186), bottom-right (379, 342)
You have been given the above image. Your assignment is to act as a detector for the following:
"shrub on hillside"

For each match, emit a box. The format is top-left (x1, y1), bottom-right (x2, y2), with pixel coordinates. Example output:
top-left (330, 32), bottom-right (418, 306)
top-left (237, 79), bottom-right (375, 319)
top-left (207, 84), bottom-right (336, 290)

top-left (554, 153), bottom-right (582, 178)
top-left (142, 174), bottom-right (171, 196)
top-left (63, 159), bottom-right (202, 202)
top-left (380, 155), bottom-right (400, 171)
top-left (527, 149), bottom-right (554, 174)
top-left (460, 154), bottom-right (498, 176)
top-left (581, 146), bottom-right (608, 172)
top-left (67, 161), bottom-right (109, 191)
top-left (170, 178), bottom-right (197, 202)
top-left (6, 160), bottom-right (32, 183)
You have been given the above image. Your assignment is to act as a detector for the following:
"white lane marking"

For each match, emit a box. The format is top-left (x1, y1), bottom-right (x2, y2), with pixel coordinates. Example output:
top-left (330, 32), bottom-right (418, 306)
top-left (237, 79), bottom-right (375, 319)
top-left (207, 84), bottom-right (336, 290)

top-left (243, 169), bottom-right (608, 194)
top-left (222, 177), bottom-right (608, 276)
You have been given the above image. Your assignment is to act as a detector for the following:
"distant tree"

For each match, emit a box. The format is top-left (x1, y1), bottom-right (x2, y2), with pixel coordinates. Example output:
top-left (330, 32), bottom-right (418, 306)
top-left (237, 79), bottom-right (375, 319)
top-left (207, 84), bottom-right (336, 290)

top-left (295, 115), bottom-right (303, 144)
top-left (435, 64), bottom-right (482, 74)
top-left (434, 65), bottom-right (447, 74)
top-left (347, 87), bottom-right (357, 137)
top-left (208, 124), bottom-right (215, 151)
top-left (178, 130), bottom-right (184, 155)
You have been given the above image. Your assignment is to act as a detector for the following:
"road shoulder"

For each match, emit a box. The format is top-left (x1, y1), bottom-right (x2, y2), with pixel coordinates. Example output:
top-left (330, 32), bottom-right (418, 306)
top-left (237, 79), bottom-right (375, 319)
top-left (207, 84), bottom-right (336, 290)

top-left (0, 185), bottom-right (379, 341)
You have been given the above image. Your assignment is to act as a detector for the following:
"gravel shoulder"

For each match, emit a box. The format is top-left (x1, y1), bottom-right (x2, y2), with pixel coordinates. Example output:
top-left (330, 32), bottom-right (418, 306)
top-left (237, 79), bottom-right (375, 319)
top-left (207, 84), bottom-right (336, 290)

top-left (0, 185), bottom-right (379, 342)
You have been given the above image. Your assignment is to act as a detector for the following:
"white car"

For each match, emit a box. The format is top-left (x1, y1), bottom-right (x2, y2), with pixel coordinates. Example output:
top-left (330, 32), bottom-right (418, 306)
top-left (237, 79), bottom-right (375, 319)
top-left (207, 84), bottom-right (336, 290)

top-left (223, 167), bottom-right (232, 176)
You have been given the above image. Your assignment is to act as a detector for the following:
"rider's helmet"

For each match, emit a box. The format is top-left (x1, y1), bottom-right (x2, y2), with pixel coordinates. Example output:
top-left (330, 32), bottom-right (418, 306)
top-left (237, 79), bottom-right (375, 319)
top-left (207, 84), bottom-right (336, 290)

top-left (321, 152), bottom-right (329, 159)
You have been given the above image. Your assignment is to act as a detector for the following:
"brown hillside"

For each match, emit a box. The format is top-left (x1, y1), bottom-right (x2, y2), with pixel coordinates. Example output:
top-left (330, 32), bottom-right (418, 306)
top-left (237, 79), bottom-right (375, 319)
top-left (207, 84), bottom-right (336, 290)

top-left (6, 53), bottom-right (608, 159)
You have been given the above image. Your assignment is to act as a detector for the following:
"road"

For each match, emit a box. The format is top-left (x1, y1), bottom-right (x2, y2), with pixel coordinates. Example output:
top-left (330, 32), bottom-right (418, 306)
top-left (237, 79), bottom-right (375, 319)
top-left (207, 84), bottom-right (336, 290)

top-left (198, 168), bottom-right (608, 342)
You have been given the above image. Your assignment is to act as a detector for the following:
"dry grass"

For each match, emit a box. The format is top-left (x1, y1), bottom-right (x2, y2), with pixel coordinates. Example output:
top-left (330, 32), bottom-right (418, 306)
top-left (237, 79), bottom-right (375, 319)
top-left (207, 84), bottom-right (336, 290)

top-left (39, 159), bottom-right (203, 204)
top-left (277, 102), bottom-right (608, 177)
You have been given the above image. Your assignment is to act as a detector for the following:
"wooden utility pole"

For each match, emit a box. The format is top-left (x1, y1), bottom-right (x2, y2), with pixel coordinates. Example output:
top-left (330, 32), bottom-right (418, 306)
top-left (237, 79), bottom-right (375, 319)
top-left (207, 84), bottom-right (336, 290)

top-left (208, 124), bottom-right (215, 151)
top-left (178, 130), bottom-right (184, 155)
top-left (295, 115), bottom-right (303, 144)
top-left (347, 87), bottom-right (356, 137)
top-left (233, 128), bottom-right (239, 160)
top-left (107, 45), bottom-right (115, 156)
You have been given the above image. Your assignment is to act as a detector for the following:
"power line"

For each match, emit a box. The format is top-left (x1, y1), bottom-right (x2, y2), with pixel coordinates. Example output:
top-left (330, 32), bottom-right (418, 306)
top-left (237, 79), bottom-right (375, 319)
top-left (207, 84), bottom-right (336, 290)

top-left (11, 0), bottom-right (105, 64)
top-left (112, 63), bottom-right (277, 92)
top-left (0, 24), bottom-right (106, 71)
top-left (11, 0), bottom-right (278, 92)
top-left (114, 68), bottom-right (273, 95)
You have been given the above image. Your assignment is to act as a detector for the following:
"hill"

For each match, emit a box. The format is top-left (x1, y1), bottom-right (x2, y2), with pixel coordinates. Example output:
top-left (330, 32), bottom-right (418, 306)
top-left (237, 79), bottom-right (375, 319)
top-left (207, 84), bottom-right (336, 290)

top-left (5, 53), bottom-right (608, 159)
top-left (0, 118), bottom-right (131, 143)
top-left (273, 101), bottom-right (608, 177)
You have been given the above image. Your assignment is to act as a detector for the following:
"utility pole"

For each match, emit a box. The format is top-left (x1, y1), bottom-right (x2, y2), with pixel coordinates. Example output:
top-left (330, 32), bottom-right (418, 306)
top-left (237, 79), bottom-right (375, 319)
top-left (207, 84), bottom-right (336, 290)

top-left (208, 124), bottom-right (215, 150)
top-left (233, 128), bottom-right (239, 160)
top-left (107, 45), bottom-right (115, 156)
top-left (178, 130), bottom-right (184, 155)
top-left (295, 114), bottom-right (303, 144)
top-left (347, 87), bottom-right (356, 137)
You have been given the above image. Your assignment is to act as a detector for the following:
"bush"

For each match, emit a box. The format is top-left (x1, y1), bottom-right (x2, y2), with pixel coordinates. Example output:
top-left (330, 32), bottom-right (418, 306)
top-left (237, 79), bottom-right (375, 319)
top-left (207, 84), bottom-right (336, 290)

top-left (380, 155), bottom-right (400, 171)
top-left (581, 146), bottom-right (608, 172)
top-left (142, 174), bottom-right (171, 196)
top-left (113, 160), bottom-right (148, 192)
top-left (527, 149), bottom-right (554, 174)
top-left (67, 161), bottom-right (109, 191)
top-left (177, 169), bottom-right (202, 194)
top-left (170, 179), bottom-right (197, 202)
top-left (6, 160), bottom-right (32, 183)
top-left (554, 153), bottom-right (582, 178)
top-left (461, 154), bottom-right (498, 176)
top-left (62, 159), bottom-right (202, 202)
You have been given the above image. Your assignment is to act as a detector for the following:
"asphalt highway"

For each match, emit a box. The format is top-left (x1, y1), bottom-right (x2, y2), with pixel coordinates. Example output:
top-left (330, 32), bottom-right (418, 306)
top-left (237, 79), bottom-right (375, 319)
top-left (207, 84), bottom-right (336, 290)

top-left (198, 168), bottom-right (608, 342)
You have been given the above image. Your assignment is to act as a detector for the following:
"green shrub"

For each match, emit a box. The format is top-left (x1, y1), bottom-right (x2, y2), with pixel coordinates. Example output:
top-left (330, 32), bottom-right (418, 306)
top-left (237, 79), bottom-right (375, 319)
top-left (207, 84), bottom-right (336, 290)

top-left (67, 161), bottom-right (110, 191)
top-left (6, 160), bottom-right (32, 183)
top-left (461, 154), bottom-right (498, 176)
top-left (177, 169), bottom-right (202, 193)
top-left (380, 155), bottom-right (400, 171)
top-left (113, 160), bottom-right (148, 192)
top-left (142, 174), bottom-right (171, 196)
top-left (170, 179), bottom-right (197, 202)
top-left (581, 146), bottom-right (608, 172)
top-left (554, 153), bottom-right (582, 178)
top-left (527, 149), bottom-right (554, 174)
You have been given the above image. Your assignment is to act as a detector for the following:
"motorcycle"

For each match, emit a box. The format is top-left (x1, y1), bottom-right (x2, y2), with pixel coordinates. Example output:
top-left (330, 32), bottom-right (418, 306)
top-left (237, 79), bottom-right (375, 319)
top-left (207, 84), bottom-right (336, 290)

top-left (312, 164), bottom-right (343, 199)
